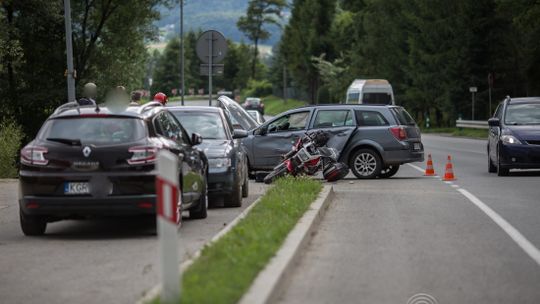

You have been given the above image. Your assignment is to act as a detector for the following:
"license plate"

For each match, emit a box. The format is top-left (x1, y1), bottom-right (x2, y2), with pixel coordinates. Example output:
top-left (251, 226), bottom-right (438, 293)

top-left (413, 143), bottom-right (422, 150)
top-left (64, 182), bottom-right (90, 195)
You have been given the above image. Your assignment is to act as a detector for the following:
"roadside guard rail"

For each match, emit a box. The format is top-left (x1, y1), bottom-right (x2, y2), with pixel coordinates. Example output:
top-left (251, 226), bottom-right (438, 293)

top-left (456, 119), bottom-right (489, 129)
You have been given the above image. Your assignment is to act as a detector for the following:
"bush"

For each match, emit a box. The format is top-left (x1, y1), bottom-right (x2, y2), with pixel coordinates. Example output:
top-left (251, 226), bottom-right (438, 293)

top-left (241, 79), bottom-right (273, 98)
top-left (0, 119), bottom-right (24, 178)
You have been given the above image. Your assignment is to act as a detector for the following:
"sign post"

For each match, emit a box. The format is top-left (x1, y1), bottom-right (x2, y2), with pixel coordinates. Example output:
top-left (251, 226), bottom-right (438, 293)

top-left (469, 86), bottom-right (477, 120)
top-left (156, 150), bottom-right (181, 303)
top-left (196, 30), bottom-right (228, 106)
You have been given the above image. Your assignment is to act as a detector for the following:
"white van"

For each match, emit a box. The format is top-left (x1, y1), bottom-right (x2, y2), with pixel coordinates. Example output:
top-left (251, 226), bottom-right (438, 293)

top-left (345, 79), bottom-right (395, 105)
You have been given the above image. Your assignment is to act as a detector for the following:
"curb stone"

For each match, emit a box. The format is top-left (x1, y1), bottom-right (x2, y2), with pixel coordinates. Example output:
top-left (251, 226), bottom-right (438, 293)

top-left (238, 185), bottom-right (334, 304)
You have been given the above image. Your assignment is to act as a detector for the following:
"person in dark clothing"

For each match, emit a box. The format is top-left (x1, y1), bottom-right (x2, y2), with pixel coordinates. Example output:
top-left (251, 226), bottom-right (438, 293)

top-left (130, 91), bottom-right (142, 106)
top-left (78, 83), bottom-right (97, 105)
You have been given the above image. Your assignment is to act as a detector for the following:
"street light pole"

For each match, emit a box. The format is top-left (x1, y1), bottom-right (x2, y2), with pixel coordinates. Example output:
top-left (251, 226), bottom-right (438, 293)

top-left (180, 0), bottom-right (185, 106)
top-left (63, 0), bottom-right (76, 103)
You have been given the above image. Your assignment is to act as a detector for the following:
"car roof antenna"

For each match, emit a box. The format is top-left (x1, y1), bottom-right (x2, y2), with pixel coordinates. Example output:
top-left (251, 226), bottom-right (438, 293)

top-left (95, 102), bottom-right (100, 113)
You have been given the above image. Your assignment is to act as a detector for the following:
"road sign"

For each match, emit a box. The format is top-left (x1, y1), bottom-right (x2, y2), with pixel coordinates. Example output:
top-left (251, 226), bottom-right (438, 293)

top-left (156, 150), bottom-right (181, 302)
top-left (469, 86), bottom-right (477, 93)
top-left (196, 30), bottom-right (228, 64)
top-left (200, 64), bottom-right (224, 76)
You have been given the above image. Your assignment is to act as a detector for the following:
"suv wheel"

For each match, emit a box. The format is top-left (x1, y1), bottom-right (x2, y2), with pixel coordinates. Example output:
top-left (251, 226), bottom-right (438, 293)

top-left (496, 146), bottom-right (509, 176)
top-left (350, 149), bottom-right (382, 179)
top-left (190, 176), bottom-right (208, 219)
top-left (379, 165), bottom-right (400, 178)
top-left (20, 209), bottom-right (47, 236)
top-left (241, 171), bottom-right (249, 198)
top-left (488, 148), bottom-right (496, 173)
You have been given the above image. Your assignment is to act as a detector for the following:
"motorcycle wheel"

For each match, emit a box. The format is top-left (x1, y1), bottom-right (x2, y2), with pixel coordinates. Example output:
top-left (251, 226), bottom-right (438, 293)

top-left (263, 164), bottom-right (289, 184)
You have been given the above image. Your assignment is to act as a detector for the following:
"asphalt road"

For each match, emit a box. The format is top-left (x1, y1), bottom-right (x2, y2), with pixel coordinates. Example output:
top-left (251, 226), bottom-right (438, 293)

top-left (0, 180), bottom-right (266, 304)
top-left (276, 134), bottom-right (540, 304)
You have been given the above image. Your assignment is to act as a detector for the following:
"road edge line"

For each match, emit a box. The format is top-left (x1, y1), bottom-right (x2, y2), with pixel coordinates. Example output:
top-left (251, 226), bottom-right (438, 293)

top-left (238, 185), bottom-right (334, 304)
top-left (137, 190), bottom-right (268, 304)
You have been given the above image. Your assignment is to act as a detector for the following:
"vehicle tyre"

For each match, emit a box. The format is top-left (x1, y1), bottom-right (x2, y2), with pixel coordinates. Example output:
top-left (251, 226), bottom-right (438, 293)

top-left (263, 164), bottom-right (288, 184)
top-left (190, 176), bottom-right (208, 219)
top-left (350, 149), bottom-right (382, 179)
top-left (379, 165), bottom-right (400, 178)
top-left (496, 146), bottom-right (509, 176)
top-left (225, 178), bottom-right (243, 207)
top-left (242, 171), bottom-right (249, 198)
top-left (488, 149), bottom-right (497, 173)
top-left (20, 209), bottom-right (47, 236)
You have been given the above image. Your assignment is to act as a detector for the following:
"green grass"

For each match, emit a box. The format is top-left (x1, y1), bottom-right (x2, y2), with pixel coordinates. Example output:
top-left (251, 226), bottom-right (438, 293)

top-left (262, 95), bottom-right (307, 116)
top-left (150, 176), bottom-right (322, 304)
top-left (422, 127), bottom-right (488, 139)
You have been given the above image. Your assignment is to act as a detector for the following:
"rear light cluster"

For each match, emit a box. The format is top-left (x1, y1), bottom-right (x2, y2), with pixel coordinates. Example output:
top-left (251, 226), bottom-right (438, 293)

top-left (128, 146), bottom-right (158, 165)
top-left (20, 146), bottom-right (49, 166)
top-left (390, 126), bottom-right (408, 141)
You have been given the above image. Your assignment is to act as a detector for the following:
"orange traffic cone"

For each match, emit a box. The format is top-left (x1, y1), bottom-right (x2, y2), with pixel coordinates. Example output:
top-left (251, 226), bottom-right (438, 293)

top-left (424, 154), bottom-right (436, 176)
top-left (443, 155), bottom-right (456, 181)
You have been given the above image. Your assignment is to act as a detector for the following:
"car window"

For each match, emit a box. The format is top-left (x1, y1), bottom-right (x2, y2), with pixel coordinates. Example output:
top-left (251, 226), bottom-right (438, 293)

top-left (362, 93), bottom-right (392, 105)
top-left (167, 112), bottom-right (191, 144)
top-left (39, 117), bottom-right (146, 145)
top-left (172, 111), bottom-right (228, 140)
top-left (494, 103), bottom-right (503, 119)
top-left (504, 103), bottom-right (540, 125)
top-left (314, 110), bottom-right (354, 128)
top-left (267, 111), bottom-right (310, 133)
top-left (390, 107), bottom-right (416, 125)
top-left (155, 112), bottom-right (182, 142)
top-left (346, 92), bottom-right (360, 103)
top-left (355, 110), bottom-right (389, 126)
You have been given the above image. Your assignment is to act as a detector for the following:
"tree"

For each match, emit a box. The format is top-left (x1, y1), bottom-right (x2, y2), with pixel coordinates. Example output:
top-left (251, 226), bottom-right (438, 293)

top-left (237, 0), bottom-right (286, 79)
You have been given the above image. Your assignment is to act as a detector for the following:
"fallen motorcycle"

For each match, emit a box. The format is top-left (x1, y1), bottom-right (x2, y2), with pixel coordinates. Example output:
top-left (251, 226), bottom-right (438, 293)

top-left (263, 130), bottom-right (350, 184)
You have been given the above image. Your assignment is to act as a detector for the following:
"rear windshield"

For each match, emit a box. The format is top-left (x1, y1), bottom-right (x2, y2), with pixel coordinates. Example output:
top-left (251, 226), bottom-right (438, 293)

top-left (390, 107), bottom-right (416, 125)
top-left (246, 98), bottom-right (260, 105)
top-left (362, 93), bottom-right (392, 105)
top-left (172, 111), bottom-right (228, 139)
top-left (346, 92), bottom-right (360, 103)
top-left (504, 103), bottom-right (540, 125)
top-left (38, 117), bottom-right (146, 144)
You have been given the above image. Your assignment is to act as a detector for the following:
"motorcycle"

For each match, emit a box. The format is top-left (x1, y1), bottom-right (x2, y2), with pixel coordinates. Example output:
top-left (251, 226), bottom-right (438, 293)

top-left (263, 130), bottom-right (350, 184)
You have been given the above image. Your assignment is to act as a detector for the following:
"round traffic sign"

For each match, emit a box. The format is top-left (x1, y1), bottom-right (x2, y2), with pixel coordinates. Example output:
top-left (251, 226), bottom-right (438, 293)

top-left (196, 30), bottom-right (228, 64)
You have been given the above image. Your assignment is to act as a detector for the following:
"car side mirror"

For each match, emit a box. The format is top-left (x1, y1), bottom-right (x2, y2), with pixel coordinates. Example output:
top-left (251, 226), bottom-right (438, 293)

top-left (258, 125), bottom-right (268, 136)
top-left (191, 133), bottom-right (203, 145)
top-left (233, 129), bottom-right (248, 139)
top-left (488, 118), bottom-right (500, 127)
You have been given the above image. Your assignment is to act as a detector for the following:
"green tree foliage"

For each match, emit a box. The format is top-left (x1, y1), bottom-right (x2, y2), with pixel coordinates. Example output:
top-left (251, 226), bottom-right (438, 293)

top-left (274, 0), bottom-right (540, 125)
top-left (0, 0), bottom-right (168, 138)
top-left (237, 0), bottom-right (286, 78)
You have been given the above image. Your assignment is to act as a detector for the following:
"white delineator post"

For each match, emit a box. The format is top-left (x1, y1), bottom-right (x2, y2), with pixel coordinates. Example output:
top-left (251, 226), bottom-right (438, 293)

top-left (156, 150), bottom-right (181, 303)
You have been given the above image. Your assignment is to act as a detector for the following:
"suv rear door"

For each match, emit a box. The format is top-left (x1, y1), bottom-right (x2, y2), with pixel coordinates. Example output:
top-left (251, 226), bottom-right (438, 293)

top-left (309, 108), bottom-right (356, 157)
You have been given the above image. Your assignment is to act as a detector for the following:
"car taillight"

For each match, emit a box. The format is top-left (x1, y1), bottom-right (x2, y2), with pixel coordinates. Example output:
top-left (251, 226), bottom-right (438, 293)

top-left (390, 126), bottom-right (408, 141)
top-left (128, 146), bottom-right (157, 165)
top-left (20, 146), bottom-right (49, 166)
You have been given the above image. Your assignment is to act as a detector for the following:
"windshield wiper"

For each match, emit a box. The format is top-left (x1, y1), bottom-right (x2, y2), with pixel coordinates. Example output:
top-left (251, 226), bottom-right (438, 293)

top-left (46, 137), bottom-right (82, 146)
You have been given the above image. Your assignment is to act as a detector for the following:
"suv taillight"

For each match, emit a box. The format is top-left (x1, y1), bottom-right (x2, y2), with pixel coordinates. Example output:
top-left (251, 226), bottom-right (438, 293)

top-left (20, 146), bottom-right (49, 166)
top-left (128, 146), bottom-right (157, 165)
top-left (390, 126), bottom-right (407, 141)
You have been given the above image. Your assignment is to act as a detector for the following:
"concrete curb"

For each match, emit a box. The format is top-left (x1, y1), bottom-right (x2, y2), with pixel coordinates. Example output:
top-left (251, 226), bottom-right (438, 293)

top-left (137, 192), bottom-right (267, 304)
top-left (238, 185), bottom-right (334, 304)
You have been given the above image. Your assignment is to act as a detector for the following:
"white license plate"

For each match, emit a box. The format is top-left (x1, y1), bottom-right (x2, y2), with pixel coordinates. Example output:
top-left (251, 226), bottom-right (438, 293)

top-left (413, 143), bottom-right (422, 150)
top-left (64, 182), bottom-right (90, 195)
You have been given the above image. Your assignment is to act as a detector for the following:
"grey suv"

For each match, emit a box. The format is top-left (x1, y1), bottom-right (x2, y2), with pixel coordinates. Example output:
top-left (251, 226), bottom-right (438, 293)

top-left (243, 104), bottom-right (424, 179)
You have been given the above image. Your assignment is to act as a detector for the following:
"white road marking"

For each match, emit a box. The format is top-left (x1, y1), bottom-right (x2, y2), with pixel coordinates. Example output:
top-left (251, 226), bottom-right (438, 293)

top-left (458, 189), bottom-right (540, 266)
top-left (444, 181), bottom-right (453, 184)
top-left (408, 163), bottom-right (540, 266)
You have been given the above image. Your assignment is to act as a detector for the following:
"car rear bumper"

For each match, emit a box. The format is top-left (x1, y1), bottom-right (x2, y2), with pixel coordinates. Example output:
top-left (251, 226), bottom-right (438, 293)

top-left (383, 147), bottom-right (424, 165)
top-left (499, 144), bottom-right (540, 168)
top-left (19, 195), bottom-right (156, 216)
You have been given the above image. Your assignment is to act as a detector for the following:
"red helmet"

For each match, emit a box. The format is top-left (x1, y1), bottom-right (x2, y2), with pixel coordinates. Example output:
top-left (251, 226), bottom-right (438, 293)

top-left (153, 92), bottom-right (168, 104)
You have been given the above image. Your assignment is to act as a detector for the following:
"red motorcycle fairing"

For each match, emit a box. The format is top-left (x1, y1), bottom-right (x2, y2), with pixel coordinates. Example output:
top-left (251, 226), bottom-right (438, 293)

top-left (285, 159), bottom-right (294, 172)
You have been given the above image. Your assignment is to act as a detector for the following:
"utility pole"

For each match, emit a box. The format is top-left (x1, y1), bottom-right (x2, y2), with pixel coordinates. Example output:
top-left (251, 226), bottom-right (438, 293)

top-left (180, 0), bottom-right (185, 106)
top-left (63, 0), bottom-right (76, 103)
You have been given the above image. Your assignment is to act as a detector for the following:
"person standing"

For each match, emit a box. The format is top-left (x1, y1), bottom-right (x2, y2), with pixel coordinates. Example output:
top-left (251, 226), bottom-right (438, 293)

top-left (78, 83), bottom-right (97, 105)
top-left (130, 91), bottom-right (142, 106)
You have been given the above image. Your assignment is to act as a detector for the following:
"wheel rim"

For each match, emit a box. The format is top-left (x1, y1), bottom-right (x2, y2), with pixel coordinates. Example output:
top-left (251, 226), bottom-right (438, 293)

top-left (354, 153), bottom-right (377, 176)
top-left (380, 166), bottom-right (393, 175)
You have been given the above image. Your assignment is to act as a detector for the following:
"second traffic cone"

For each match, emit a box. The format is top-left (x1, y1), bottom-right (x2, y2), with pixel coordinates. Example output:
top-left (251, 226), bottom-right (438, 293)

top-left (443, 155), bottom-right (456, 181)
top-left (424, 154), bottom-right (436, 176)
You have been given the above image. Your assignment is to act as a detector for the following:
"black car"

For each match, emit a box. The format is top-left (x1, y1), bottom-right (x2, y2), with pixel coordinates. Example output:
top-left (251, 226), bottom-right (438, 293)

top-left (488, 97), bottom-right (540, 176)
top-left (242, 104), bottom-right (424, 179)
top-left (242, 97), bottom-right (265, 115)
top-left (169, 106), bottom-right (249, 207)
top-left (18, 102), bottom-right (208, 236)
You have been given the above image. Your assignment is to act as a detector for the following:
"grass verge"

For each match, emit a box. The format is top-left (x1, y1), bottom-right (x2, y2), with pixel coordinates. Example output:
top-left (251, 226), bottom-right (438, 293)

top-left (262, 95), bottom-right (306, 116)
top-left (422, 127), bottom-right (488, 139)
top-left (151, 176), bottom-right (322, 304)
